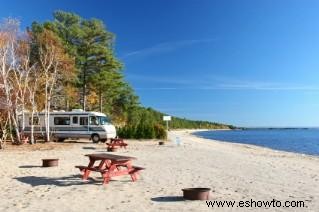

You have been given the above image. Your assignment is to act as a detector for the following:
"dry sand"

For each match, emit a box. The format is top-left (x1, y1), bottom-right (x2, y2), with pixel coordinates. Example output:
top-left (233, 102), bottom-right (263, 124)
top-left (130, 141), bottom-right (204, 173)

top-left (0, 130), bottom-right (318, 212)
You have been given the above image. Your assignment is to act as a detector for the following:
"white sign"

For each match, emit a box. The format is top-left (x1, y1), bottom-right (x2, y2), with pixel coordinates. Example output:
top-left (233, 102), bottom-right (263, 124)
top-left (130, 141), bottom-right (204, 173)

top-left (163, 116), bottom-right (171, 121)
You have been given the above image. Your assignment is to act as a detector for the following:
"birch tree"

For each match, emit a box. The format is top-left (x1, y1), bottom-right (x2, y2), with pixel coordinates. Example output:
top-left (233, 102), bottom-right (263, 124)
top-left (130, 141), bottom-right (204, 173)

top-left (32, 29), bottom-right (74, 142)
top-left (11, 34), bottom-right (37, 139)
top-left (0, 18), bottom-right (22, 143)
top-left (0, 87), bottom-right (9, 148)
top-left (26, 70), bottom-right (39, 144)
top-left (0, 109), bottom-right (9, 149)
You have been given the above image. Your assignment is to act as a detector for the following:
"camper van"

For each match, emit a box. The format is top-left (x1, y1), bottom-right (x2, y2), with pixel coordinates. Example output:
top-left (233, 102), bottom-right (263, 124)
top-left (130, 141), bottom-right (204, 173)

top-left (21, 110), bottom-right (116, 143)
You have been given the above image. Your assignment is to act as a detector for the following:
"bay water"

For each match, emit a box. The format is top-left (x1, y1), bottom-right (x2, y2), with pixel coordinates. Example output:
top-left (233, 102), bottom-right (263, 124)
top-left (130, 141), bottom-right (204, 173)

top-left (194, 129), bottom-right (319, 156)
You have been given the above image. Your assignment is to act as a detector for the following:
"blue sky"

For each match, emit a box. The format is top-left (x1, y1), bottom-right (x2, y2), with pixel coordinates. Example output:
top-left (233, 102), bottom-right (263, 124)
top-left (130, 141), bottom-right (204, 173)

top-left (2, 0), bottom-right (319, 127)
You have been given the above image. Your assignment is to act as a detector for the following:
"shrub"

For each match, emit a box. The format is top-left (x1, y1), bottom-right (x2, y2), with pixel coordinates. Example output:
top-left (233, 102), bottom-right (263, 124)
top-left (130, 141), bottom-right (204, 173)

top-left (154, 124), bottom-right (167, 139)
top-left (117, 124), bottom-right (167, 140)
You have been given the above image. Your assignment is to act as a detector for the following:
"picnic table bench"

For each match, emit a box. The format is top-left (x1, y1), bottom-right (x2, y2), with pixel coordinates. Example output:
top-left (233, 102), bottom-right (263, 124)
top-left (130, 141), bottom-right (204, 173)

top-left (106, 138), bottom-right (128, 149)
top-left (75, 153), bottom-right (144, 185)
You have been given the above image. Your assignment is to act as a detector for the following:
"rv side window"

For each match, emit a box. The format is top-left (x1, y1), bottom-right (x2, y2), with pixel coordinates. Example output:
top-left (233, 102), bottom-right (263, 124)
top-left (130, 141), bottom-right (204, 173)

top-left (80, 117), bottom-right (88, 125)
top-left (89, 116), bottom-right (99, 125)
top-left (72, 116), bottom-right (78, 124)
top-left (29, 117), bottom-right (39, 125)
top-left (54, 117), bottom-right (70, 125)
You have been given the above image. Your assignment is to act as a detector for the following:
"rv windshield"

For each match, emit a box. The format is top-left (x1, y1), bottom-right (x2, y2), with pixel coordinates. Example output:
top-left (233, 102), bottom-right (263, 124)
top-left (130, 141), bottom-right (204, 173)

top-left (99, 116), bottom-right (110, 125)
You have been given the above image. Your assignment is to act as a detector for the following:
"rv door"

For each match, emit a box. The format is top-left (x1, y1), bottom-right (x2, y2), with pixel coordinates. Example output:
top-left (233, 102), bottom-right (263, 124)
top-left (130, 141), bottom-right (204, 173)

top-left (79, 116), bottom-right (89, 132)
top-left (71, 116), bottom-right (79, 126)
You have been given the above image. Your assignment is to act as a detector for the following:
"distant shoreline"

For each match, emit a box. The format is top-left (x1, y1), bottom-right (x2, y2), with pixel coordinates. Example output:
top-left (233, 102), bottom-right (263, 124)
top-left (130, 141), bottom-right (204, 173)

top-left (239, 127), bottom-right (312, 130)
top-left (191, 128), bottom-right (319, 157)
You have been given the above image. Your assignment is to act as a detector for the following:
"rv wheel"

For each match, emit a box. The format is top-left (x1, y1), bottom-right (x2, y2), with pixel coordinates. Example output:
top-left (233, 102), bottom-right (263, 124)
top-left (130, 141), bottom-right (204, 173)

top-left (91, 134), bottom-right (100, 143)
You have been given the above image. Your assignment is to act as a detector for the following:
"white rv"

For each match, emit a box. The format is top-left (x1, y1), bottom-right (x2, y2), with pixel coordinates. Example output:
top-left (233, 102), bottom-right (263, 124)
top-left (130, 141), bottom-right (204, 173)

top-left (21, 110), bottom-right (116, 143)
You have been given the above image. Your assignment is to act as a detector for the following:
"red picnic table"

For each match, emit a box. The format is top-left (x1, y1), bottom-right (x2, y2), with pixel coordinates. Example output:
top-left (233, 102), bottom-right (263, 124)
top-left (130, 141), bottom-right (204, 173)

top-left (75, 153), bottom-right (144, 185)
top-left (106, 138), bottom-right (128, 149)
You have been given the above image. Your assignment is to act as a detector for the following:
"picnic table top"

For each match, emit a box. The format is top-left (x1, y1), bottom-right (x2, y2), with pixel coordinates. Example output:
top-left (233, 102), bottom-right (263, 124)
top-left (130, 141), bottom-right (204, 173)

top-left (109, 138), bottom-right (126, 143)
top-left (111, 138), bottom-right (124, 141)
top-left (85, 153), bottom-right (136, 161)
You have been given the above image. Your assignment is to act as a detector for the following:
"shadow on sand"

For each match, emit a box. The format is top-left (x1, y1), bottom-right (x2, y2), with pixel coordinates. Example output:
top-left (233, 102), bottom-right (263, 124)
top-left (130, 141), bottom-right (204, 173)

top-left (151, 196), bottom-right (185, 202)
top-left (14, 175), bottom-right (101, 187)
top-left (19, 165), bottom-right (42, 168)
top-left (64, 140), bottom-right (91, 144)
top-left (82, 146), bottom-right (97, 150)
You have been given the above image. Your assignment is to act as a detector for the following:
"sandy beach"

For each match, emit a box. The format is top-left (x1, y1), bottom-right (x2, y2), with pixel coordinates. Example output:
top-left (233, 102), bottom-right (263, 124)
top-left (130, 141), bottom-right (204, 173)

top-left (0, 130), bottom-right (318, 212)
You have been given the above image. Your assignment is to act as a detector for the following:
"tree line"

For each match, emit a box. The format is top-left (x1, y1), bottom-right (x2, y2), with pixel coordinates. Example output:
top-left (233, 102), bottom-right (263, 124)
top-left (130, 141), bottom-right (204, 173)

top-left (0, 11), bottom-right (234, 148)
top-left (117, 107), bottom-right (235, 139)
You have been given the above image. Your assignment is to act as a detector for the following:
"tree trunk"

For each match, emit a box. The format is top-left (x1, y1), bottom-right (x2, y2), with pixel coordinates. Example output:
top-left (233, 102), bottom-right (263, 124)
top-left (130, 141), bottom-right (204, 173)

top-left (11, 111), bottom-right (21, 144)
top-left (66, 97), bottom-right (69, 111)
top-left (82, 69), bottom-right (87, 111)
top-left (99, 88), bottom-right (103, 112)
top-left (21, 105), bottom-right (25, 136)
top-left (29, 78), bottom-right (38, 145)
top-left (48, 95), bottom-right (51, 140)
top-left (45, 81), bottom-right (50, 142)
top-left (8, 112), bottom-right (14, 143)
top-left (30, 111), bottom-right (35, 144)
top-left (0, 138), bottom-right (3, 149)
top-left (0, 130), bottom-right (6, 149)
top-left (0, 116), bottom-right (9, 149)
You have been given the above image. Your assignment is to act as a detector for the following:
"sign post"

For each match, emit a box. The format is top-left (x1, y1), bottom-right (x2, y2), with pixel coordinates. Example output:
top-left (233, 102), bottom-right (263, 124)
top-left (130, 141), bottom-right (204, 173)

top-left (163, 116), bottom-right (171, 140)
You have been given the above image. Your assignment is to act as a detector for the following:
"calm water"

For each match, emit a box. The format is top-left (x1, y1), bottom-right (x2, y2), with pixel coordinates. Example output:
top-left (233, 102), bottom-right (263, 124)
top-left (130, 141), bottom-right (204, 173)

top-left (194, 129), bottom-right (319, 156)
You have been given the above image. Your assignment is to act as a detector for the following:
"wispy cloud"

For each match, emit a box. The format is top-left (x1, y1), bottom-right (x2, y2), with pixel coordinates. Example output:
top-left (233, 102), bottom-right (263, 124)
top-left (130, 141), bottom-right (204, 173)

top-left (135, 84), bottom-right (319, 91)
top-left (130, 75), bottom-right (319, 91)
top-left (126, 74), bottom-right (204, 85)
top-left (135, 87), bottom-right (182, 90)
top-left (218, 81), bottom-right (319, 91)
top-left (122, 39), bottom-right (215, 59)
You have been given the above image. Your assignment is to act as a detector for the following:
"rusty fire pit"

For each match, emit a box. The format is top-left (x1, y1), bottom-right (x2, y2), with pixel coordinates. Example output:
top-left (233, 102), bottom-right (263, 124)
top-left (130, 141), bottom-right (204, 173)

top-left (42, 159), bottom-right (59, 167)
top-left (182, 188), bottom-right (211, 200)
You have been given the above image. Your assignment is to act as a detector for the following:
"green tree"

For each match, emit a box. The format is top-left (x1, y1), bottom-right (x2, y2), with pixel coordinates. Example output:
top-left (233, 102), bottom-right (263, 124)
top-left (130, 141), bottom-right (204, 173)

top-left (34, 10), bottom-right (122, 111)
top-left (78, 18), bottom-right (119, 111)
top-left (29, 11), bottom-right (140, 125)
